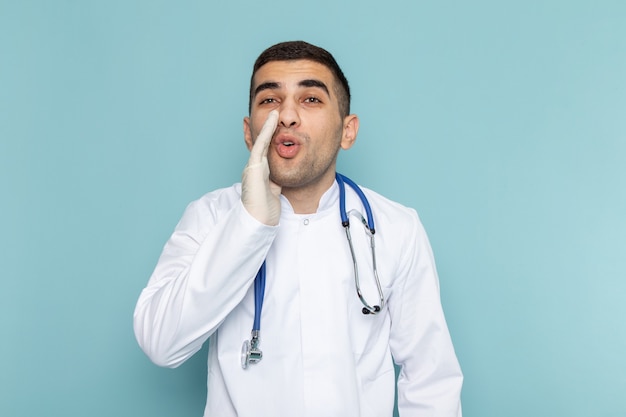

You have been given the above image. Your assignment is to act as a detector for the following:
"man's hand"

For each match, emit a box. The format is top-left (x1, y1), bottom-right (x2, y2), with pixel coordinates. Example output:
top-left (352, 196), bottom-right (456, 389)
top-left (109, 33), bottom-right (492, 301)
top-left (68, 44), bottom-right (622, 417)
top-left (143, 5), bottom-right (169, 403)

top-left (241, 110), bottom-right (281, 226)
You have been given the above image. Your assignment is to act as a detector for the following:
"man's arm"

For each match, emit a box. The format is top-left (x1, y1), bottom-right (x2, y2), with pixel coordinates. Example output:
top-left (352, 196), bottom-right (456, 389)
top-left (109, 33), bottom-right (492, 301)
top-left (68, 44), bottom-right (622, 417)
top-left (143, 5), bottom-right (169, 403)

top-left (133, 111), bottom-right (281, 367)
top-left (133, 195), bottom-right (277, 367)
top-left (388, 212), bottom-right (463, 416)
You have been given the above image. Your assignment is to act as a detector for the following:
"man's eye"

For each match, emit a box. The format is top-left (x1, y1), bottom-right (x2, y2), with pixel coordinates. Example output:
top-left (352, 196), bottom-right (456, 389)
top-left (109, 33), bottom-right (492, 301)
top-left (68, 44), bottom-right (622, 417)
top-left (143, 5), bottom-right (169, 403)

top-left (304, 97), bottom-right (321, 104)
top-left (260, 98), bottom-right (276, 105)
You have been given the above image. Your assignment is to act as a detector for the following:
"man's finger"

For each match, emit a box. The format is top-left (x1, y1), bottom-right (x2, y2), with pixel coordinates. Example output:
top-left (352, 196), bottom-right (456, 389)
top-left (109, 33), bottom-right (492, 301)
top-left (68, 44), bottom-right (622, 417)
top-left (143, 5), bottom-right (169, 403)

top-left (249, 110), bottom-right (279, 163)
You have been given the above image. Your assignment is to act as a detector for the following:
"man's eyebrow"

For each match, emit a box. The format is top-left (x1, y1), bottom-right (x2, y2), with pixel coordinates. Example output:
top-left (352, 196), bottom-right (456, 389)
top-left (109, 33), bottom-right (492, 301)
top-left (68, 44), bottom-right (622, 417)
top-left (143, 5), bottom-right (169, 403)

top-left (253, 79), bottom-right (331, 98)
top-left (299, 79), bottom-right (330, 96)
top-left (254, 82), bottom-right (280, 97)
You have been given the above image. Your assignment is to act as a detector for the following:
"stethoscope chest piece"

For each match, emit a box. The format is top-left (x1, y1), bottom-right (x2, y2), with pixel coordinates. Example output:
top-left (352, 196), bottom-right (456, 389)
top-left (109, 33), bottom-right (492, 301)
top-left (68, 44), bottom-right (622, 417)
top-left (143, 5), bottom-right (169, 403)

top-left (241, 331), bottom-right (262, 369)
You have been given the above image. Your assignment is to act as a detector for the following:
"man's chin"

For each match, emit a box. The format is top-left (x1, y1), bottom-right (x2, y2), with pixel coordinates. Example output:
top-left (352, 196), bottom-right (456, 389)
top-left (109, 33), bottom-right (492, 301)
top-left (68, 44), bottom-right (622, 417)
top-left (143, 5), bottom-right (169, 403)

top-left (269, 174), bottom-right (300, 189)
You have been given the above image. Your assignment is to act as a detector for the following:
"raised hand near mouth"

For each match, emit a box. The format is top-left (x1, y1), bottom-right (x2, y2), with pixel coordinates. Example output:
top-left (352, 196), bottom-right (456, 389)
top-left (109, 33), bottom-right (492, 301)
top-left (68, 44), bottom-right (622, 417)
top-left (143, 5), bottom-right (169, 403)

top-left (241, 110), bottom-right (282, 226)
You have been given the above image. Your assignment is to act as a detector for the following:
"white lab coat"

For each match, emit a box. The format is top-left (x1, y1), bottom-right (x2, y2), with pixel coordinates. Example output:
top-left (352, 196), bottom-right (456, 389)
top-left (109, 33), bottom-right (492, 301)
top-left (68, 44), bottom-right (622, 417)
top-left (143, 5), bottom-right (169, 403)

top-left (134, 181), bottom-right (463, 417)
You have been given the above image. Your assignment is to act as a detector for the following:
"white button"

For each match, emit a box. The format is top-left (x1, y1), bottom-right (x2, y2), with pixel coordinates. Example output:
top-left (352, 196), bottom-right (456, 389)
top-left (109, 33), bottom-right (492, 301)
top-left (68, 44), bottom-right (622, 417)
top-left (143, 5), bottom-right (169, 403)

top-left (303, 219), bottom-right (309, 225)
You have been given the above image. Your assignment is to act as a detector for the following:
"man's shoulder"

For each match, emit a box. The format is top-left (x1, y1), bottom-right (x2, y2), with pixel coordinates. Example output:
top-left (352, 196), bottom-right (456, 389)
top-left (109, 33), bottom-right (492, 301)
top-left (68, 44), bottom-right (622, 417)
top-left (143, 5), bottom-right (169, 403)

top-left (359, 186), bottom-right (429, 248)
top-left (360, 186), bottom-right (419, 220)
top-left (184, 183), bottom-right (242, 214)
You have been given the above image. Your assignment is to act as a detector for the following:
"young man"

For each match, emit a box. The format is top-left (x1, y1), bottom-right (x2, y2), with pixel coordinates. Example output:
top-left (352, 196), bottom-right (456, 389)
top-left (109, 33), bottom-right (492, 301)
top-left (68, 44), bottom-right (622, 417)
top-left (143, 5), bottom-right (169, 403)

top-left (134, 41), bottom-right (463, 416)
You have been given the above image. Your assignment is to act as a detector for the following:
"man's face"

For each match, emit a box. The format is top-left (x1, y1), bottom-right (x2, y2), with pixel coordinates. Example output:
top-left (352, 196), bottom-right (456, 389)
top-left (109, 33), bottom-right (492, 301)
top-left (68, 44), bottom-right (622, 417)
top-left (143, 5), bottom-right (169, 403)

top-left (244, 60), bottom-right (358, 191)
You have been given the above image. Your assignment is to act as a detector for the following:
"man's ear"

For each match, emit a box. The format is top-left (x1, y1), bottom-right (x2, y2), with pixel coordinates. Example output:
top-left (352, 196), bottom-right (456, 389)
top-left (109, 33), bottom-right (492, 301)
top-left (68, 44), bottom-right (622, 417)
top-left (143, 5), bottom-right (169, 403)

top-left (341, 114), bottom-right (359, 150)
top-left (243, 116), bottom-right (253, 151)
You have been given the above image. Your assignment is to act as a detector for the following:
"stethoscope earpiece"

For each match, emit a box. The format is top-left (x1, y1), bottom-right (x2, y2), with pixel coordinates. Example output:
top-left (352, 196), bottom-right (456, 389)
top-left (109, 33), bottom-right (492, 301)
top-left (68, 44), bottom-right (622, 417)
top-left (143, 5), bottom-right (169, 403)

top-left (362, 305), bottom-right (381, 315)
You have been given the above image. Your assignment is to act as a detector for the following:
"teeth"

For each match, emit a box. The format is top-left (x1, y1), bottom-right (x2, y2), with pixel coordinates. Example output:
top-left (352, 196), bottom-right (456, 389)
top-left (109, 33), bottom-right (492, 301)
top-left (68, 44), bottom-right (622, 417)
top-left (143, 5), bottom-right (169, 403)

top-left (284, 141), bottom-right (294, 146)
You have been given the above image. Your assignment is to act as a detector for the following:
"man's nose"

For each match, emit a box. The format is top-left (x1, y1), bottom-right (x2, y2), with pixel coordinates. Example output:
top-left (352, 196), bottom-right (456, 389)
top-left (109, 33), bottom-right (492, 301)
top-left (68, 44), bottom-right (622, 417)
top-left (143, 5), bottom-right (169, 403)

top-left (278, 100), bottom-right (300, 128)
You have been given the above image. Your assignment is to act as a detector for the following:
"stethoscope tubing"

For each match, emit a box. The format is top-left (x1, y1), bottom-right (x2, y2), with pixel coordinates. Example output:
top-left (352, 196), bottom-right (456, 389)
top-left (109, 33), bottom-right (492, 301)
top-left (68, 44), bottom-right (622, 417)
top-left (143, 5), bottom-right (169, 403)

top-left (336, 173), bottom-right (375, 234)
top-left (252, 261), bottom-right (266, 332)
top-left (243, 172), bottom-right (385, 368)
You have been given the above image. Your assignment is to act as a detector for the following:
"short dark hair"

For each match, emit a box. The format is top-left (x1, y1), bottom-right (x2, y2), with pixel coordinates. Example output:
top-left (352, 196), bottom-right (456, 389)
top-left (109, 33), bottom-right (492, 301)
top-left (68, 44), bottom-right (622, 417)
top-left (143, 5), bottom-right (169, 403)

top-left (248, 41), bottom-right (351, 117)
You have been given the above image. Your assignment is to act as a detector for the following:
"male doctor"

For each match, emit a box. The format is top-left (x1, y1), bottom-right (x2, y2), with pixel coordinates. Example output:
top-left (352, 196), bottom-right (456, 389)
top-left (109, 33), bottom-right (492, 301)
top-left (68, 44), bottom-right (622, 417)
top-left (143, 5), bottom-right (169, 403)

top-left (134, 41), bottom-right (463, 416)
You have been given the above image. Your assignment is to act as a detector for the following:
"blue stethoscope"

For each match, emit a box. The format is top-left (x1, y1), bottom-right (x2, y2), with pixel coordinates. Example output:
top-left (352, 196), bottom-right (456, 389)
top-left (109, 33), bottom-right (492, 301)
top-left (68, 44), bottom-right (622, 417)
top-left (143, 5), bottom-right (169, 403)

top-left (241, 173), bottom-right (385, 369)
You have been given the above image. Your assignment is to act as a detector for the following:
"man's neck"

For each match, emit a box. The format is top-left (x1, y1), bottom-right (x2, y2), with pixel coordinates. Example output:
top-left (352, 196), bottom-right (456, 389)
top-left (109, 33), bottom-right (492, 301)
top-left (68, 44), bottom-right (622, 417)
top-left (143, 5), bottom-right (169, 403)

top-left (281, 174), bottom-right (336, 215)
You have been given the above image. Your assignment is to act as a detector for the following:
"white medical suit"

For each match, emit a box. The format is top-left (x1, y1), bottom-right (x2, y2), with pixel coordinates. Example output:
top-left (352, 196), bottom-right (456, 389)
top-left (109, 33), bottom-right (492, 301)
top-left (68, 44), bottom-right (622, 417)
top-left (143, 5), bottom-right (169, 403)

top-left (134, 181), bottom-right (463, 416)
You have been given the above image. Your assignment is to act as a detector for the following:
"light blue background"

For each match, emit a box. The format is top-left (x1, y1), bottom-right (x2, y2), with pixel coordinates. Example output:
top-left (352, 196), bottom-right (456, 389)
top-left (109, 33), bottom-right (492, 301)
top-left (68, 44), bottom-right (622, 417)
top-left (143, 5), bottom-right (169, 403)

top-left (2, 1), bottom-right (625, 416)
